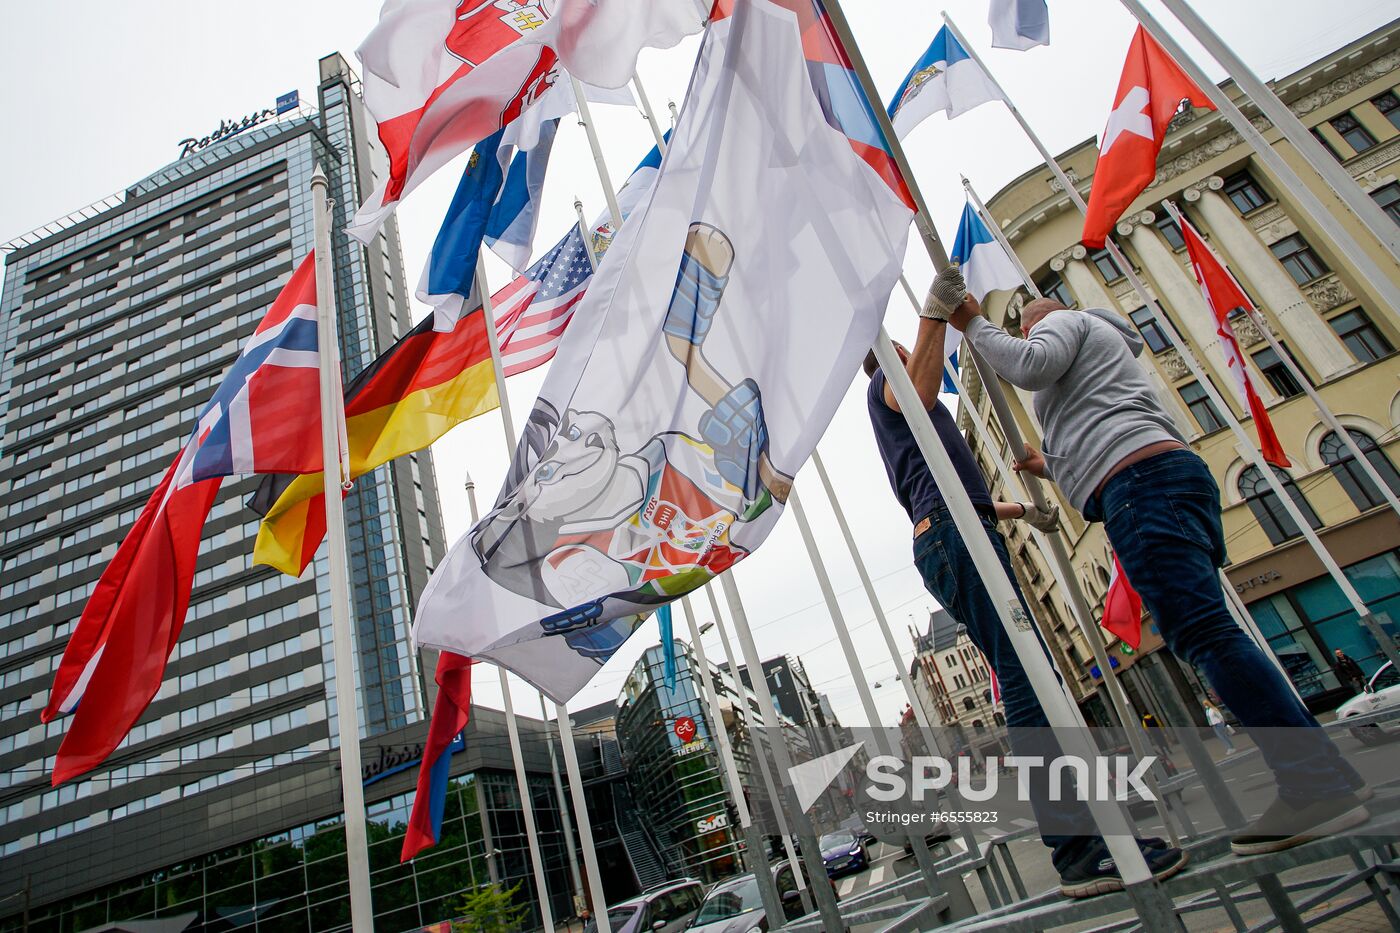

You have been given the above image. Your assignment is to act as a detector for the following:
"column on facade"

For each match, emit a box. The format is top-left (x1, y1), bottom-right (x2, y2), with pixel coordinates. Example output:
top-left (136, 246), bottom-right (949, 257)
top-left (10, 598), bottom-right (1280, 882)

top-left (1054, 249), bottom-right (1196, 434)
top-left (1187, 177), bottom-right (1353, 377)
top-left (1122, 210), bottom-right (1264, 406)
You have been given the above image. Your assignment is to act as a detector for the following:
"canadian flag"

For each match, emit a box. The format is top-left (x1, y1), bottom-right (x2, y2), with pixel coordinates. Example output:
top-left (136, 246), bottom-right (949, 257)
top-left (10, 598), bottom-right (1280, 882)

top-left (1082, 26), bottom-right (1213, 248)
top-left (1177, 212), bottom-right (1291, 468)
top-left (1102, 554), bottom-right (1143, 650)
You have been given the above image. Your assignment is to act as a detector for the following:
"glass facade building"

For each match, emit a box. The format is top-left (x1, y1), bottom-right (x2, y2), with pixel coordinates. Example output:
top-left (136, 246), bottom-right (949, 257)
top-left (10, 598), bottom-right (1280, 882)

top-left (0, 53), bottom-right (493, 930)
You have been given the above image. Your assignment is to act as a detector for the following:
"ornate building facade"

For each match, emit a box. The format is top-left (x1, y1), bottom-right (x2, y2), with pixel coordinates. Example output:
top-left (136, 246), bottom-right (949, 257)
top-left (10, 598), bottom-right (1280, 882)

top-left (961, 22), bottom-right (1400, 722)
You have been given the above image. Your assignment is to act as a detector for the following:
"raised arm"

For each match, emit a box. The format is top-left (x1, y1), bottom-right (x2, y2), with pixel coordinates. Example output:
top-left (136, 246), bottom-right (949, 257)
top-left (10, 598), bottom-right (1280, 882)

top-left (882, 316), bottom-right (948, 413)
top-left (959, 313), bottom-right (1082, 391)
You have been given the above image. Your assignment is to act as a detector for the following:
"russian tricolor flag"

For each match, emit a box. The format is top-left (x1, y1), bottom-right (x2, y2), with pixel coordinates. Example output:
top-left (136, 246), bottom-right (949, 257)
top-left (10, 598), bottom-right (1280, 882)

top-left (401, 652), bottom-right (475, 862)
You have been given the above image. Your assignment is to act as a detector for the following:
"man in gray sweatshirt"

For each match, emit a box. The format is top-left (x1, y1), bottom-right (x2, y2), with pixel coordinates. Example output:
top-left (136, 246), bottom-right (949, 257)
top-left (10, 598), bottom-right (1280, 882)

top-left (950, 290), bottom-right (1368, 855)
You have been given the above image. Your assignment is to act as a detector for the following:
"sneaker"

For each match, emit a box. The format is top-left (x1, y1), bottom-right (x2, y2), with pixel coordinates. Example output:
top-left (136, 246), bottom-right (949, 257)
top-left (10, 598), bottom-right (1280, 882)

top-left (1230, 792), bottom-right (1370, 856)
top-left (1059, 841), bottom-right (1189, 899)
top-left (1354, 783), bottom-right (1375, 802)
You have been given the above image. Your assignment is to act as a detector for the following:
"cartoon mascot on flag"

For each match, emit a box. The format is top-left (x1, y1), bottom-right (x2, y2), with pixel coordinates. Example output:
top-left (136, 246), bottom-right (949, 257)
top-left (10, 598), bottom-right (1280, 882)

top-left (471, 223), bottom-right (793, 661)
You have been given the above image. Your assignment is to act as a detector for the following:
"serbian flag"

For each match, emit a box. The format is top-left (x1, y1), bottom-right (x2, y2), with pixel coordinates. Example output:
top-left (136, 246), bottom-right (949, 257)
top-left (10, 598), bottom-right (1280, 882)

top-left (251, 305), bottom-right (499, 577)
top-left (402, 652), bottom-right (475, 861)
top-left (1102, 554), bottom-right (1143, 650)
top-left (1178, 212), bottom-right (1291, 468)
top-left (347, 0), bottom-right (699, 242)
top-left (43, 256), bottom-right (324, 783)
top-left (1081, 26), bottom-right (1213, 248)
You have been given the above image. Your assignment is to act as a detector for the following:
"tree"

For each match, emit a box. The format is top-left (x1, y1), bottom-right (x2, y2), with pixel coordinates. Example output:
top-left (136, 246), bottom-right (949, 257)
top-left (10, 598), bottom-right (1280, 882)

top-left (452, 881), bottom-right (531, 933)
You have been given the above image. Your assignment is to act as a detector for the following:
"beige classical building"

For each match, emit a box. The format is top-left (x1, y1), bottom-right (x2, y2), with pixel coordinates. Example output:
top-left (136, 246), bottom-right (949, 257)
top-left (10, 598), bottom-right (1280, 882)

top-left (959, 21), bottom-right (1400, 723)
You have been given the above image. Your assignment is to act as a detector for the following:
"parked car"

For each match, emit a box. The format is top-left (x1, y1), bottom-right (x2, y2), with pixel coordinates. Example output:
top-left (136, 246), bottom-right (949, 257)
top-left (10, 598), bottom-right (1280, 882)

top-left (583, 879), bottom-right (706, 933)
top-left (687, 860), bottom-right (837, 932)
top-left (902, 826), bottom-right (953, 856)
top-left (1335, 662), bottom-right (1400, 745)
top-left (818, 830), bottom-right (869, 878)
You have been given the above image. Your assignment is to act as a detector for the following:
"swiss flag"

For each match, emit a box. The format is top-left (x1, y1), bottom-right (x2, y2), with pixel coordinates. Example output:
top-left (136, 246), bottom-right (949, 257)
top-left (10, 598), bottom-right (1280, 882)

top-left (1082, 27), bottom-right (1213, 248)
top-left (1177, 213), bottom-right (1291, 468)
top-left (1102, 555), bottom-right (1144, 651)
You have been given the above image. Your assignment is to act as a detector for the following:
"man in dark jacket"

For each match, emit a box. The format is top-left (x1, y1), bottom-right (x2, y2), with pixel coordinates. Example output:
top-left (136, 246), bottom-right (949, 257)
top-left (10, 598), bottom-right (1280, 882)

top-left (1334, 649), bottom-right (1367, 695)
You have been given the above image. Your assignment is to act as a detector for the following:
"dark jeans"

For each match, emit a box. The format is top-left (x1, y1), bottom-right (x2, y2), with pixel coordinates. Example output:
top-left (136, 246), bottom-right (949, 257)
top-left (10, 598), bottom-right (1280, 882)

top-left (914, 501), bottom-right (1096, 871)
top-left (1085, 448), bottom-right (1361, 803)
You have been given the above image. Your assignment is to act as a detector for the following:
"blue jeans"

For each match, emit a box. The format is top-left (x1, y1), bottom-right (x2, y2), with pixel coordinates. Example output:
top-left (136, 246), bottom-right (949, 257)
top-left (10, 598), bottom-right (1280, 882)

top-left (913, 501), bottom-right (1096, 870)
top-left (1085, 449), bottom-right (1361, 803)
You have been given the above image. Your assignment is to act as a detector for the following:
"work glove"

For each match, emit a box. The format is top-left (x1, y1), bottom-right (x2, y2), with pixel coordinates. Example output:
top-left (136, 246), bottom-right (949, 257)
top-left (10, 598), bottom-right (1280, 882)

top-left (1018, 501), bottom-right (1060, 533)
top-left (921, 264), bottom-right (967, 321)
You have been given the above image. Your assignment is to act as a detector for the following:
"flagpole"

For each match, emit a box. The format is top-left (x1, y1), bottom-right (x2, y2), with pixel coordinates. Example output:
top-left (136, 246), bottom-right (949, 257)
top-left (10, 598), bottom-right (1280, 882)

top-left (1152, 0), bottom-right (1400, 268)
top-left (702, 584), bottom-right (811, 919)
top-left (539, 694), bottom-right (586, 916)
top-left (554, 701), bottom-right (613, 933)
top-left (1106, 0), bottom-right (1400, 325)
top-left (717, 573), bottom-right (847, 932)
top-left (960, 178), bottom-right (1042, 299)
top-left (631, 76), bottom-right (669, 151)
top-left (477, 255), bottom-right (517, 442)
top-left (573, 198), bottom-right (599, 272)
top-left (569, 77), bottom-right (624, 229)
top-left (820, 0), bottom-right (1168, 905)
top-left (786, 488), bottom-right (950, 903)
top-left (310, 164), bottom-right (375, 931)
top-left (944, 13), bottom-right (1400, 672)
top-left (499, 667), bottom-right (555, 932)
top-left (1218, 568), bottom-right (1303, 704)
top-left (461, 468), bottom-right (556, 929)
top-left (805, 451), bottom-right (1004, 876)
top-left (1159, 200), bottom-right (1400, 522)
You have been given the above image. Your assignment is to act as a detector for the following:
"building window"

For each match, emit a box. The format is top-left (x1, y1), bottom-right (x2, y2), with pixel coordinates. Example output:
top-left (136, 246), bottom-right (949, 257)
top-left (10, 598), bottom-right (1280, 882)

top-left (1224, 171), bottom-right (1269, 214)
top-left (1329, 112), bottom-right (1378, 153)
top-left (1156, 214), bottom-right (1186, 251)
top-left (1319, 429), bottom-right (1400, 512)
top-left (1374, 91), bottom-right (1400, 131)
top-left (1129, 306), bottom-right (1172, 354)
top-left (1311, 127), bottom-right (1344, 162)
top-left (1328, 308), bottom-right (1393, 363)
top-left (1251, 345), bottom-right (1305, 398)
top-left (1269, 233), bottom-right (1329, 285)
top-left (1237, 464), bottom-right (1323, 546)
top-left (963, 697), bottom-right (975, 712)
top-left (1179, 381), bottom-right (1226, 433)
top-left (1036, 272), bottom-right (1074, 308)
top-left (1372, 182), bottom-right (1400, 226)
top-left (1090, 248), bottom-right (1125, 283)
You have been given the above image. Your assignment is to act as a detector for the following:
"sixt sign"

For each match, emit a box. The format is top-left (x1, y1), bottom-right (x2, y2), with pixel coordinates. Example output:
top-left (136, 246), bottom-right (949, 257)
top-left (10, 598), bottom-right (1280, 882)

top-left (178, 91), bottom-right (298, 159)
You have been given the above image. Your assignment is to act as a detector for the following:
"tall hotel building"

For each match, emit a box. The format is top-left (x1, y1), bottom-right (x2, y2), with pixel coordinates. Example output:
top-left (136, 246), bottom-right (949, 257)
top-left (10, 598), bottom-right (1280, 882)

top-left (0, 54), bottom-right (529, 931)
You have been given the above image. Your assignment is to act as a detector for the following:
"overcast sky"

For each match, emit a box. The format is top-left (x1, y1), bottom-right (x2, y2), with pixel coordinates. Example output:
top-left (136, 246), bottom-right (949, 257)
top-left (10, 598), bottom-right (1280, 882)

top-left (2, 1), bottom-right (1395, 730)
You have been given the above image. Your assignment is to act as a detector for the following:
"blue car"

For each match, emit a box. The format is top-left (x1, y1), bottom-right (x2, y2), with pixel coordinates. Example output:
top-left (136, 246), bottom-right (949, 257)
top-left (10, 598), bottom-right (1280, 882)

top-left (819, 830), bottom-right (869, 878)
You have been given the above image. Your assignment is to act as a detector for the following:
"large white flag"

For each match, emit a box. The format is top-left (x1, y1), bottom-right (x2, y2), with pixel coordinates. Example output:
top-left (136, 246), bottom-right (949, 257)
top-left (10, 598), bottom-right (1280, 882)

top-left (412, 0), bottom-right (915, 700)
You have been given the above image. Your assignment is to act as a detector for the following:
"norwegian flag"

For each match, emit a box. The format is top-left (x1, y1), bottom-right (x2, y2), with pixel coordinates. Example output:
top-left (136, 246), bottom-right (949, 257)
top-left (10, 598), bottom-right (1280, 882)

top-left (1177, 211), bottom-right (1291, 468)
top-left (1081, 26), bottom-right (1213, 248)
top-left (1102, 554), bottom-right (1144, 650)
top-left (42, 255), bottom-right (325, 784)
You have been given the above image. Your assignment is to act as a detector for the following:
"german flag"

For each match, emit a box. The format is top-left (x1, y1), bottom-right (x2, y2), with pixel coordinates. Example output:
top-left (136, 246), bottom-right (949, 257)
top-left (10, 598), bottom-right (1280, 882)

top-left (250, 308), bottom-right (498, 576)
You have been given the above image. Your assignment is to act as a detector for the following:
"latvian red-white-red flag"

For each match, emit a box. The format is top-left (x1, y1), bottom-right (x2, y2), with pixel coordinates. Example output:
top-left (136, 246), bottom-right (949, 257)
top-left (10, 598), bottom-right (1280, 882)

top-left (1081, 26), bottom-right (1213, 248)
top-left (347, 0), bottom-right (700, 242)
top-left (1102, 554), bottom-right (1144, 650)
top-left (42, 256), bottom-right (327, 784)
top-left (1178, 213), bottom-right (1291, 467)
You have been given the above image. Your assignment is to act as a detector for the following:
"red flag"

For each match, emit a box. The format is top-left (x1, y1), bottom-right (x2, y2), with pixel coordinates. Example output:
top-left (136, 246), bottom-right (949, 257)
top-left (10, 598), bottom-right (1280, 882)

top-left (42, 256), bottom-right (323, 784)
top-left (1178, 214), bottom-right (1291, 468)
top-left (1102, 555), bottom-right (1144, 650)
top-left (402, 652), bottom-right (475, 862)
top-left (1082, 27), bottom-right (1213, 248)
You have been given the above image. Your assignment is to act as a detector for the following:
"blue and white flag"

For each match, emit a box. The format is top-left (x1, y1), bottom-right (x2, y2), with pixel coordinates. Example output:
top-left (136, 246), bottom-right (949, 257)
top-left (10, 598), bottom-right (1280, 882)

top-left (417, 121), bottom-right (561, 331)
top-left (943, 200), bottom-right (1023, 393)
top-left (887, 25), bottom-right (1002, 138)
top-left (951, 200), bottom-right (1023, 302)
top-left (988, 0), bottom-right (1049, 51)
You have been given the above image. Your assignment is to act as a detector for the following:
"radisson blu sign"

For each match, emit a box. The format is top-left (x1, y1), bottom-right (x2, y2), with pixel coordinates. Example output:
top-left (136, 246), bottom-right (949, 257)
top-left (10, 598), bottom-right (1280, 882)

top-left (178, 90), bottom-right (300, 159)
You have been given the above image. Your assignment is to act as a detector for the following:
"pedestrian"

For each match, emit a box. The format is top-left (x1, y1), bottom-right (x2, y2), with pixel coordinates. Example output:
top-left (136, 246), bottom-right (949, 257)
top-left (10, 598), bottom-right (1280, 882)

top-left (950, 279), bottom-right (1369, 857)
top-left (864, 270), bottom-right (1186, 898)
top-left (1140, 712), bottom-right (1172, 758)
top-left (1333, 648), bottom-right (1366, 695)
top-left (1204, 702), bottom-right (1236, 755)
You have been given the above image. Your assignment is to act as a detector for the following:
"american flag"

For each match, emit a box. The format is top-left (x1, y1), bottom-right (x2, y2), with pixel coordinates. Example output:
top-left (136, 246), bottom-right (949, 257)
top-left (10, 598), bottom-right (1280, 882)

top-left (490, 222), bottom-right (597, 377)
